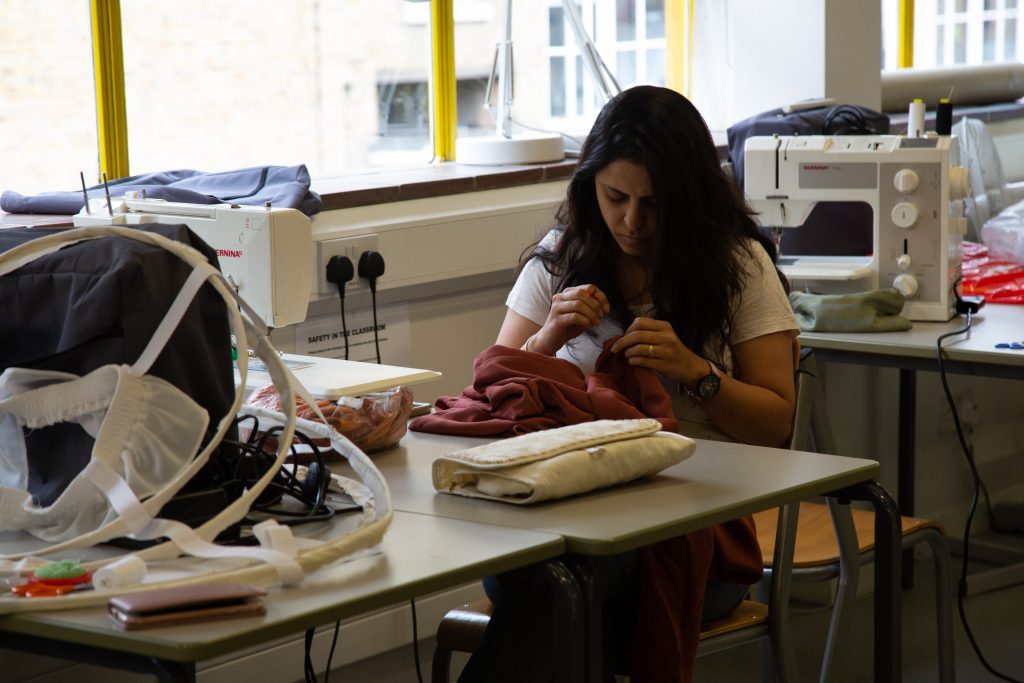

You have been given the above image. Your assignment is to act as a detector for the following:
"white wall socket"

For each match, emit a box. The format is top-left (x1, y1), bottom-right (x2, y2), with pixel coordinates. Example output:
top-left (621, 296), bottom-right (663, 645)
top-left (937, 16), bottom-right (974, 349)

top-left (316, 233), bottom-right (380, 295)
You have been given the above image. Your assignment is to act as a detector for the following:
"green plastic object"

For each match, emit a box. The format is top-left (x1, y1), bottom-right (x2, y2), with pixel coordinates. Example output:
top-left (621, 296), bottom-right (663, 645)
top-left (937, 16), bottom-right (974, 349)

top-left (33, 559), bottom-right (86, 580)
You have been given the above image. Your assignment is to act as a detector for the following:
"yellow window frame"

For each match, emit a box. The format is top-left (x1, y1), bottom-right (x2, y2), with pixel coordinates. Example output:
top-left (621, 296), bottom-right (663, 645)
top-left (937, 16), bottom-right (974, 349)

top-left (899, 0), bottom-right (914, 68)
top-left (88, 1), bottom-right (693, 173)
top-left (90, 0), bottom-right (129, 181)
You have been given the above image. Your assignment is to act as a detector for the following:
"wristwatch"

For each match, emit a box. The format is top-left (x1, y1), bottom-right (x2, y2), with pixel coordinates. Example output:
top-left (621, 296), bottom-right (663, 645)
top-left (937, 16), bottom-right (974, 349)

top-left (684, 360), bottom-right (721, 402)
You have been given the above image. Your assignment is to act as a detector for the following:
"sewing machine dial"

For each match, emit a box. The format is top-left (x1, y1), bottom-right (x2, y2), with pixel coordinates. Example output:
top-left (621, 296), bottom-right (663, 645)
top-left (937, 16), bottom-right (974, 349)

top-left (893, 273), bottom-right (919, 297)
top-left (893, 169), bottom-right (920, 193)
top-left (891, 202), bottom-right (920, 229)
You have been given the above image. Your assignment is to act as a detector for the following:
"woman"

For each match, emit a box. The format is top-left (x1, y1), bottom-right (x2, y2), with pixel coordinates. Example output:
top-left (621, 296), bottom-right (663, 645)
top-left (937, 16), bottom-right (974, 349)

top-left (499, 85), bottom-right (797, 448)
top-left (461, 85), bottom-right (799, 683)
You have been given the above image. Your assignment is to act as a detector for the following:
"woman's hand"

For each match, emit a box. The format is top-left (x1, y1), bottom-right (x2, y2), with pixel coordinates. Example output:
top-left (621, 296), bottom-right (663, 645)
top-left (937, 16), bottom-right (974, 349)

top-left (609, 317), bottom-right (708, 386)
top-left (527, 284), bottom-right (610, 355)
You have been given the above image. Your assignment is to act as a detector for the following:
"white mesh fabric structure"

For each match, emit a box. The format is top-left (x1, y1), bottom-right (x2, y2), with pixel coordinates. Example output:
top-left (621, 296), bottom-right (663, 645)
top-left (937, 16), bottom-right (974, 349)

top-left (0, 226), bottom-right (392, 613)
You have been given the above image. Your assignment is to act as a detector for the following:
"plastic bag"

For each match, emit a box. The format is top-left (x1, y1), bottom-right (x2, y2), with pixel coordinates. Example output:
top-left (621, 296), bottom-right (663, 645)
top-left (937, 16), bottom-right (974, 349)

top-left (246, 384), bottom-right (413, 453)
top-left (954, 117), bottom-right (1009, 242)
top-left (961, 241), bottom-right (1024, 304)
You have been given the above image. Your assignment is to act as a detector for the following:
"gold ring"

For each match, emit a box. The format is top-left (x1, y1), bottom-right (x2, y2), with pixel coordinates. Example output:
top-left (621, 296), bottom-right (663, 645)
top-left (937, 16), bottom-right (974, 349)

top-left (648, 344), bottom-right (654, 359)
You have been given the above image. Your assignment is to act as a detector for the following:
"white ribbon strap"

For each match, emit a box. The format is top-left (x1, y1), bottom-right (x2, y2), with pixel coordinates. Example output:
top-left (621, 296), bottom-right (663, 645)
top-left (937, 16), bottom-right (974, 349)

top-left (131, 263), bottom-right (217, 375)
top-left (253, 520), bottom-right (298, 558)
top-left (82, 459), bottom-right (305, 585)
top-left (81, 459), bottom-right (154, 536)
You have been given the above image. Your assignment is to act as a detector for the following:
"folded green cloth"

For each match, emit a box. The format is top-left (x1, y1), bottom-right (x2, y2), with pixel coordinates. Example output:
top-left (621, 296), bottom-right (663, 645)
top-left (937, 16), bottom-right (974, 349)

top-left (789, 288), bottom-right (912, 332)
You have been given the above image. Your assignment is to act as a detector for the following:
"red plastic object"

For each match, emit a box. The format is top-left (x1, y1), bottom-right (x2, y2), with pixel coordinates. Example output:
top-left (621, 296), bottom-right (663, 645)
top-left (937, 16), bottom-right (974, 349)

top-left (26, 570), bottom-right (92, 587)
top-left (961, 242), bottom-right (1024, 304)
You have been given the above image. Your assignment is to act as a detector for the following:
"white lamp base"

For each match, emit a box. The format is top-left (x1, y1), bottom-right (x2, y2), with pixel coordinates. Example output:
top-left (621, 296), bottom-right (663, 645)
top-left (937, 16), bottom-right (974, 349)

top-left (456, 132), bottom-right (565, 165)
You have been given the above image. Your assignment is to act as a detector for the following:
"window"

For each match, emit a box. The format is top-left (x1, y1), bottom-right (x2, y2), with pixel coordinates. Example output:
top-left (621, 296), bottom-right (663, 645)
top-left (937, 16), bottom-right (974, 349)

top-left (0, 0), bottom-right (98, 196)
top-left (119, 1), bottom-right (434, 177)
top-left (544, 0), bottom-right (667, 129)
top-left (453, 0), bottom-right (501, 140)
top-left (2, 0), bottom-right (673, 190)
top-left (883, 0), bottom-right (1023, 69)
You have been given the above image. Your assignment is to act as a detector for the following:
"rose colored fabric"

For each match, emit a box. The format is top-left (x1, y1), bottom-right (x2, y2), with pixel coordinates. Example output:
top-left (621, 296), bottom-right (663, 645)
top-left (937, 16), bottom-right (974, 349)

top-left (409, 341), bottom-right (678, 435)
top-left (411, 339), bottom-right (761, 683)
top-left (629, 518), bottom-right (763, 683)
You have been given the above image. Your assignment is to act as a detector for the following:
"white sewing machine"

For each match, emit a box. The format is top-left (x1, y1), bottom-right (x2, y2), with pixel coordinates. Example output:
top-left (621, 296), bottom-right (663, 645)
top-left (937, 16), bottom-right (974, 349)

top-left (74, 195), bottom-right (311, 328)
top-left (744, 134), bottom-right (972, 321)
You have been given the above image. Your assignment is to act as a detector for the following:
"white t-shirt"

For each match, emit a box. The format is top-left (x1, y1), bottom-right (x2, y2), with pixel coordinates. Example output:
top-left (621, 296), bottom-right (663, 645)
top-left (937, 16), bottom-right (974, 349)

top-left (505, 229), bottom-right (798, 441)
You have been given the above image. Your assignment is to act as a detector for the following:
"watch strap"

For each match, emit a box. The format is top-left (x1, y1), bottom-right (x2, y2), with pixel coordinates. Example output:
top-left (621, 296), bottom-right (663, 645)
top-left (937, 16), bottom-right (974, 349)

top-left (684, 359), bottom-right (721, 402)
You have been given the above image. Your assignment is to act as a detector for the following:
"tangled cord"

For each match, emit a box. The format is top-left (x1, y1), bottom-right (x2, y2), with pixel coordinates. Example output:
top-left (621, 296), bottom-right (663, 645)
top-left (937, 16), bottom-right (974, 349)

top-left (822, 105), bottom-right (880, 136)
top-left (214, 415), bottom-right (337, 540)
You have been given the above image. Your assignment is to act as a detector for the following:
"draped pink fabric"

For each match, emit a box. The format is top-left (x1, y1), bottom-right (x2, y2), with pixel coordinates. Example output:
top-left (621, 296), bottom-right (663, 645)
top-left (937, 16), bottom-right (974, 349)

top-left (409, 341), bottom-right (678, 435)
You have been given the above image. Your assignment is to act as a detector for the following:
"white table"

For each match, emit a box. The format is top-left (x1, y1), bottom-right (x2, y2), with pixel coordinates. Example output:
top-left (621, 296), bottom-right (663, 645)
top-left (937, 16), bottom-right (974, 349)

top-left (800, 302), bottom-right (1024, 590)
top-left (0, 511), bottom-right (564, 682)
top-left (374, 430), bottom-right (900, 682)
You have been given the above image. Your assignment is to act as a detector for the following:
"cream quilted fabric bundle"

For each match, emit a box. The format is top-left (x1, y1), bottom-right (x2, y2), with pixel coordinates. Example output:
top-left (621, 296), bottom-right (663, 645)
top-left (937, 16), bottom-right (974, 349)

top-left (433, 419), bottom-right (696, 504)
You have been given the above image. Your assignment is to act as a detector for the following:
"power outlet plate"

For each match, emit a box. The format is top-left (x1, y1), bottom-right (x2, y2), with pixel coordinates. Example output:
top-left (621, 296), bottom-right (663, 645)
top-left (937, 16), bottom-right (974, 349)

top-left (317, 234), bottom-right (380, 295)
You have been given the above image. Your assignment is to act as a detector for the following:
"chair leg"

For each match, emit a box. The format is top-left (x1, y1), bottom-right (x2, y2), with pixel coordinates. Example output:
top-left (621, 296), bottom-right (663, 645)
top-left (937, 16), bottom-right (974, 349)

top-left (431, 644), bottom-right (452, 683)
top-left (921, 529), bottom-right (956, 683)
top-left (818, 499), bottom-right (861, 683)
top-left (767, 502), bottom-right (800, 683)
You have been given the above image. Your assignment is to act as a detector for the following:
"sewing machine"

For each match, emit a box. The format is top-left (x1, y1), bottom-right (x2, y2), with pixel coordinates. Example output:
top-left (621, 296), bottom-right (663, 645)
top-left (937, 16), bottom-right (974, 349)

top-left (744, 134), bottom-right (971, 321)
top-left (74, 195), bottom-right (311, 327)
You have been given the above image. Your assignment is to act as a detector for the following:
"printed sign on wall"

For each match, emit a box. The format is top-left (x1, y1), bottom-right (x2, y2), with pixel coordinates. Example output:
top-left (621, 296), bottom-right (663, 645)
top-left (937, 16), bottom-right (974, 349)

top-left (293, 303), bottom-right (411, 365)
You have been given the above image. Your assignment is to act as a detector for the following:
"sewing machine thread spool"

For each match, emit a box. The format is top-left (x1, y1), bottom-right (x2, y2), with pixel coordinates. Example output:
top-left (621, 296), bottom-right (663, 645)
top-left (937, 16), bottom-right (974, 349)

top-left (935, 98), bottom-right (953, 135)
top-left (907, 98), bottom-right (926, 138)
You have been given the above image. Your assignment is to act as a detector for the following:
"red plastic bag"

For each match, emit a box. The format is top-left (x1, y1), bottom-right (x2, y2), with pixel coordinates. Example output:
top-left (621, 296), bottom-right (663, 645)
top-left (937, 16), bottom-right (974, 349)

top-left (961, 241), bottom-right (1024, 304)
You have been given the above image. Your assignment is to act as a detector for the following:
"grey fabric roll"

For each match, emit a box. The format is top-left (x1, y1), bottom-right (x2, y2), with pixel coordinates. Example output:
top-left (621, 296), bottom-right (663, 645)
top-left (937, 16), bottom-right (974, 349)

top-left (881, 62), bottom-right (1024, 112)
top-left (789, 288), bottom-right (912, 332)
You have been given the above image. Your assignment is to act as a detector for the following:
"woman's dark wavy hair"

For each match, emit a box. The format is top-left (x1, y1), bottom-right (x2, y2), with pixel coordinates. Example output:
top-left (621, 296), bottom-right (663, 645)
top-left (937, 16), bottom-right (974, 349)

top-left (528, 85), bottom-right (788, 360)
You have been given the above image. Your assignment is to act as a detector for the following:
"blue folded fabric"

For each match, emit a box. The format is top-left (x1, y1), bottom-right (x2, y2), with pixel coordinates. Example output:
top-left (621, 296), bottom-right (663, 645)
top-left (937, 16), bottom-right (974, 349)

top-left (789, 288), bottom-right (913, 332)
top-left (2, 164), bottom-right (321, 217)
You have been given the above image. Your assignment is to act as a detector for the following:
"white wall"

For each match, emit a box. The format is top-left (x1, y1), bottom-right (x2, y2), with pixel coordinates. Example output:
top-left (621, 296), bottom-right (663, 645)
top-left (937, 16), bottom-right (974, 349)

top-left (693, 0), bottom-right (880, 131)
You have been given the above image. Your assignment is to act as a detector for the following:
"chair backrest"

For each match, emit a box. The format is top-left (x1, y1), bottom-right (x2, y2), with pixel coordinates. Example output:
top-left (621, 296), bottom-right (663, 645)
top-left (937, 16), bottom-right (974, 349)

top-left (789, 346), bottom-right (838, 456)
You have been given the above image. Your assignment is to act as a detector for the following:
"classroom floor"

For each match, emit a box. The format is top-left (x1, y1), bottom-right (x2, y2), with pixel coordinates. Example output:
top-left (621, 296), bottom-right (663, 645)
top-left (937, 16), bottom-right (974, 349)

top-left (695, 548), bottom-right (1024, 682)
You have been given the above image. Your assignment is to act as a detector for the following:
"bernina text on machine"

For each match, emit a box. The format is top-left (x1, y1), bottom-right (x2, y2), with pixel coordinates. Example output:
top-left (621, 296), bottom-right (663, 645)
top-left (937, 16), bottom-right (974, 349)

top-left (74, 195), bottom-right (311, 328)
top-left (744, 134), bottom-right (971, 321)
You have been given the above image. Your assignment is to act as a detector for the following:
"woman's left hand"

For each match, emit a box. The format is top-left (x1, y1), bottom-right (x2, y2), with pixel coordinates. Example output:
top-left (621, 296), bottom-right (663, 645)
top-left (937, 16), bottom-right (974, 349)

top-left (609, 317), bottom-right (707, 385)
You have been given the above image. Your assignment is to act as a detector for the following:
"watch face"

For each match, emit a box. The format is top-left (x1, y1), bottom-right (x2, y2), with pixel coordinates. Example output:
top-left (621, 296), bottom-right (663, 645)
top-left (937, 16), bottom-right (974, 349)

top-left (697, 373), bottom-right (721, 401)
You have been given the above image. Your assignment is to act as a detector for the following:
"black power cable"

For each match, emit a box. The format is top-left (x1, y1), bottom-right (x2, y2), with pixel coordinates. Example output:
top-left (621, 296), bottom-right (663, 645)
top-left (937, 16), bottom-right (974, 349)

top-left (326, 256), bottom-right (355, 360)
top-left (305, 627), bottom-right (318, 683)
top-left (936, 305), bottom-right (1022, 683)
top-left (358, 251), bottom-right (386, 364)
top-left (324, 620), bottom-right (341, 683)
top-left (410, 598), bottom-right (425, 683)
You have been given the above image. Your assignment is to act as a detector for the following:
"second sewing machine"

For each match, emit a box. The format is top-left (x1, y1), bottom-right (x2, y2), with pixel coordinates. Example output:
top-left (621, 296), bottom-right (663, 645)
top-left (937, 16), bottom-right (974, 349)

top-left (744, 134), bottom-right (972, 321)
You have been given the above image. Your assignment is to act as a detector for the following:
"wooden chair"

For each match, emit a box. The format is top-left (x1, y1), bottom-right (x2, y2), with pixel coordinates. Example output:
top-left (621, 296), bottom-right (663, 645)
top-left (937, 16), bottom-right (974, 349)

top-left (751, 347), bottom-right (955, 683)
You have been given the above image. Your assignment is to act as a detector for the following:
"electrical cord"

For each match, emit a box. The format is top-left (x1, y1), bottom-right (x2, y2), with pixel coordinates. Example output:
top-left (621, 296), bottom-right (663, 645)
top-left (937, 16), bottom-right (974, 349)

top-left (326, 256), bottom-right (355, 360)
top-left (821, 104), bottom-right (879, 136)
top-left (936, 309), bottom-right (1022, 683)
top-left (214, 415), bottom-right (338, 538)
top-left (305, 627), bottom-right (317, 683)
top-left (410, 598), bottom-right (425, 683)
top-left (358, 251), bottom-right (386, 364)
top-left (324, 620), bottom-right (341, 683)
top-left (302, 621), bottom-right (340, 683)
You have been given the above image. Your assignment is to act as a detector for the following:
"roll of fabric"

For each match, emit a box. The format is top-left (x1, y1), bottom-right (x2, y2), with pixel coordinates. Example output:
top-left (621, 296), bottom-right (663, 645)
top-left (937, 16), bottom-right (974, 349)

top-left (789, 289), bottom-right (912, 333)
top-left (881, 62), bottom-right (1024, 112)
top-left (92, 555), bottom-right (147, 590)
